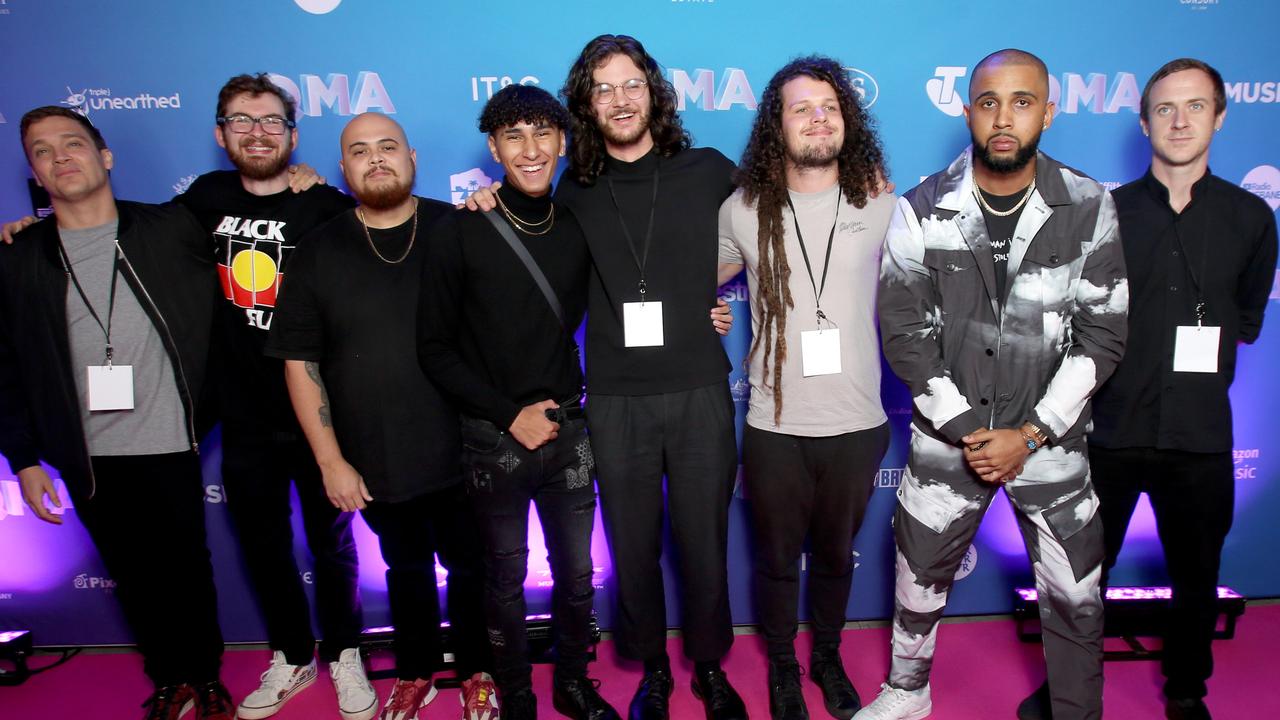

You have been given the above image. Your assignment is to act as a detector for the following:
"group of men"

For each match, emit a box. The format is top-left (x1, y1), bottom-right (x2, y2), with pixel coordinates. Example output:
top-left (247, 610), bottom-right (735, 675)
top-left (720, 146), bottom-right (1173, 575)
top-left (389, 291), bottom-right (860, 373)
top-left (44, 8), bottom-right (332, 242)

top-left (1, 31), bottom-right (1273, 720)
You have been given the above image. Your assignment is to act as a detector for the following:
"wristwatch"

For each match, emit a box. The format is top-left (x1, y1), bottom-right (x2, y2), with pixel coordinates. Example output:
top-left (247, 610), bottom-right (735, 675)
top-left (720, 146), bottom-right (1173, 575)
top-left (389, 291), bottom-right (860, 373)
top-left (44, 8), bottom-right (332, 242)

top-left (1020, 421), bottom-right (1048, 453)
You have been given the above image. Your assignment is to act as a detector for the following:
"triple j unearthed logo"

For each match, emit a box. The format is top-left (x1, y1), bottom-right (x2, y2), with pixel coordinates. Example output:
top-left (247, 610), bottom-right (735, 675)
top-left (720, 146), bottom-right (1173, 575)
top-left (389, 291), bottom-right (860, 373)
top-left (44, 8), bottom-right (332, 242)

top-left (60, 85), bottom-right (182, 119)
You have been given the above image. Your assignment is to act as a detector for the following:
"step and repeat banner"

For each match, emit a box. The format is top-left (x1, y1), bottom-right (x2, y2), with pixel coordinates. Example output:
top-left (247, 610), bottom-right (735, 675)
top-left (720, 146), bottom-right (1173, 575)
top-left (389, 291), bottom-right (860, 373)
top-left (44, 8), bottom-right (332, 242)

top-left (1, 0), bottom-right (1277, 646)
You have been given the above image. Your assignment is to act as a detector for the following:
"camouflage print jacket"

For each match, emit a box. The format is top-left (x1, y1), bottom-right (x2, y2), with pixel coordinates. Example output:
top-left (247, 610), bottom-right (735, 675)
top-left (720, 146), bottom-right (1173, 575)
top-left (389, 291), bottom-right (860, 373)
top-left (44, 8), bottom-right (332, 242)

top-left (878, 148), bottom-right (1128, 454)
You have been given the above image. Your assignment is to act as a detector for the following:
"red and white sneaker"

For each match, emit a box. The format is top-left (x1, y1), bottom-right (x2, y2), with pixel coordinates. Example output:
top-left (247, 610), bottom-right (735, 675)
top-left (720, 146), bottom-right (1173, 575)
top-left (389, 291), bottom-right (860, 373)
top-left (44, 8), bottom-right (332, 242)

top-left (461, 672), bottom-right (500, 720)
top-left (237, 651), bottom-right (317, 719)
top-left (380, 678), bottom-right (438, 720)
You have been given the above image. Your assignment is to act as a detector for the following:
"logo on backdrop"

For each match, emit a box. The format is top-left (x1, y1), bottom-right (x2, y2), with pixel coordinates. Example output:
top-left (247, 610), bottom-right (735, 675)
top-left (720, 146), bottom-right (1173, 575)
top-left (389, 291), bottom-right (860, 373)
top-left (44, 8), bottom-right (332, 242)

top-left (1234, 448), bottom-right (1261, 480)
top-left (172, 174), bottom-right (198, 196)
top-left (671, 68), bottom-right (757, 111)
top-left (294, 0), bottom-right (342, 13)
top-left (1180, 0), bottom-right (1220, 9)
top-left (927, 67), bottom-right (968, 116)
top-left (0, 0), bottom-right (10, 16)
top-left (59, 85), bottom-right (182, 118)
top-left (954, 546), bottom-right (978, 580)
top-left (847, 68), bottom-right (880, 108)
top-left (730, 376), bottom-right (749, 403)
top-left (875, 466), bottom-right (906, 489)
top-left (450, 168), bottom-right (493, 205)
top-left (204, 484), bottom-right (225, 504)
top-left (471, 75), bottom-right (540, 102)
top-left (73, 573), bottom-right (116, 591)
top-left (268, 72), bottom-right (395, 117)
top-left (0, 477), bottom-right (73, 521)
top-left (0, 111), bottom-right (6, 123)
top-left (1242, 165), bottom-right (1280, 212)
top-left (1225, 81), bottom-right (1278, 104)
top-left (926, 67), bottom-right (1142, 115)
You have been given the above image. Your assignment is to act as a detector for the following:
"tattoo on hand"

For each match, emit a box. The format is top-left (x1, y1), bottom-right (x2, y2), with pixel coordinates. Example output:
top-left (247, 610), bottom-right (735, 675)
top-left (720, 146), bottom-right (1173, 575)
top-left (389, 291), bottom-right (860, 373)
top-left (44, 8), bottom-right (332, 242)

top-left (304, 361), bottom-right (333, 428)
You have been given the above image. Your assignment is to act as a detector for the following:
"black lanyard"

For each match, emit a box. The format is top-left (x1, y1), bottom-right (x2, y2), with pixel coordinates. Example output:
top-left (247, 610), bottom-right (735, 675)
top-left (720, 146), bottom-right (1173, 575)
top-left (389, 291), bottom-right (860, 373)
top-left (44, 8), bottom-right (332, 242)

top-left (1169, 212), bottom-right (1209, 324)
top-left (606, 164), bottom-right (660, 300)
top-left (785, 191), bottom-right (840, 325)
top-left (59, 240), bottom-right (122, 364)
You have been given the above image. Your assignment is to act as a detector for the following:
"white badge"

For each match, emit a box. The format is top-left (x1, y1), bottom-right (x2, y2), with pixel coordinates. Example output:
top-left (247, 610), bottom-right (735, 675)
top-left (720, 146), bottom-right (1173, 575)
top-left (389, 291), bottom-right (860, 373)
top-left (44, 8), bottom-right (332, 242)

top-left (1173, 325), bottom-right (1220, 373)
top-left (623, 301), bottom-right (664, 347)
top-left (87, 365), bottom-right (135, 411)
top-left (800, 327), bottom-right (842, 377)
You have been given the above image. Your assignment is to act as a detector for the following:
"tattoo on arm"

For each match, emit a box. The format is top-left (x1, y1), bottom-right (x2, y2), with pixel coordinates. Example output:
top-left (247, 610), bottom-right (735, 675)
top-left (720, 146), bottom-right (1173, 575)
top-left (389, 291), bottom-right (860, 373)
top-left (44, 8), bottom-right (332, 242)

top-left (304, 360), bottom-right (332, 428)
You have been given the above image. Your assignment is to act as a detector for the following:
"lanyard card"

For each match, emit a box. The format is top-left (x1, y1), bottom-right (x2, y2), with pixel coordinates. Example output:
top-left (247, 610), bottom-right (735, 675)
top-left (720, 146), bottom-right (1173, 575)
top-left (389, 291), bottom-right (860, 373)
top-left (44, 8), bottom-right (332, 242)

top-left (623, 301), bottom-right (664, 347)
top-left (800, 327), bottom-right (841, 377)
top-left (87, 364), bottom-right (135, 411)
top-left (1173, 325), bottom-right (1220, 373)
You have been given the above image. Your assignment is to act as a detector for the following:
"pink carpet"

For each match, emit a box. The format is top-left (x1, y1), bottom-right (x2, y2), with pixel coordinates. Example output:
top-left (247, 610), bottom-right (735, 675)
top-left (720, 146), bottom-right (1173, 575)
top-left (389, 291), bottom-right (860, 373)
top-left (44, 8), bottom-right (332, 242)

top-left (4, 604), bottom-right (1278, 719)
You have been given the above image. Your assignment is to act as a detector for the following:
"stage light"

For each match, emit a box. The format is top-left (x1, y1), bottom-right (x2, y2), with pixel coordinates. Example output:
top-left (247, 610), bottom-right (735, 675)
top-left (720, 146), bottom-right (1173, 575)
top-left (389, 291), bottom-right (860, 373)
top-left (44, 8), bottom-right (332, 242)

top-left (0, 629), bottom-right (33, 686)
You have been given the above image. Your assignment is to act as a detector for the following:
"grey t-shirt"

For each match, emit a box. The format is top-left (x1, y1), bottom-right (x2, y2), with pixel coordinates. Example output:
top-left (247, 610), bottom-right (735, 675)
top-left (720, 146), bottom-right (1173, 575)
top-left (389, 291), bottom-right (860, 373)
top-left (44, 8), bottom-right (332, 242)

top-left (62, 221), bottom-right (189, 456)
top-left (719, 184), bottom-right (894, 436)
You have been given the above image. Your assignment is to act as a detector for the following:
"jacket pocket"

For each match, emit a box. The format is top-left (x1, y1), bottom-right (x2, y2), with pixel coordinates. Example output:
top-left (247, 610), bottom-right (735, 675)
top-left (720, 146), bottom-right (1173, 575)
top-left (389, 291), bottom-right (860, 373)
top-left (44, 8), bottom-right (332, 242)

top-left (897, 467), bottom-right (962, 535)
top-left (460, 417), bottom-right (505, 454)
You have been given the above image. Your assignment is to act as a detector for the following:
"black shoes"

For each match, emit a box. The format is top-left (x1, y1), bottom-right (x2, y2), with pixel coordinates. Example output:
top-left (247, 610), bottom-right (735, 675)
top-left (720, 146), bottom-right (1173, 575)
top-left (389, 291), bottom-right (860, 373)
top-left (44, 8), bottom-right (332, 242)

top-left (809, 648), bottom-right (859, 719)
top-left (1016, 680), bottom-right (1052, 720)
top-left (1166, 697), bottom-right (1212, 720)
top-left (503, 688), bottom-right (538, 720)
top-left (553, 674), bottom-right (622, 720)
top-left (629, 666), bottom-right (674, 720)
top-left (768, 656), bottom-right (808, 720)
top-left (691, 667), bottom-right (748, 720)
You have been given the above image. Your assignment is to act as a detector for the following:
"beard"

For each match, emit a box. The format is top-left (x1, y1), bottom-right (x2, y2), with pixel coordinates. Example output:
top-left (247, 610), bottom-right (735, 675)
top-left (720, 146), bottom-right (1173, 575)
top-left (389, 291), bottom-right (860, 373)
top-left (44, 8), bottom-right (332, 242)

top-left (786, 138), bottom-right (841, 170)
top-left (226, 137), bottom-right (292, 181)
top-left (599, 105), bottom-right (651, 147)
top-left (356, 168), bottom-right (415, 210)
top-left (973, 130), bottom-right (1041, 174)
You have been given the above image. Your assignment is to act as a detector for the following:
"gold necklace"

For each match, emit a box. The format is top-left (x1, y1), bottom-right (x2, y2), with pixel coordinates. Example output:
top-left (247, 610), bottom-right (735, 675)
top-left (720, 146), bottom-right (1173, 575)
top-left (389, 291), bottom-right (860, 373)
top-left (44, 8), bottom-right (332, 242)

top-left (357, 198), bottom-right (418, 264)
top-left (973, 178), bottom-right (1036, 217)
top-left (494, 191), bottom-right (555, 236)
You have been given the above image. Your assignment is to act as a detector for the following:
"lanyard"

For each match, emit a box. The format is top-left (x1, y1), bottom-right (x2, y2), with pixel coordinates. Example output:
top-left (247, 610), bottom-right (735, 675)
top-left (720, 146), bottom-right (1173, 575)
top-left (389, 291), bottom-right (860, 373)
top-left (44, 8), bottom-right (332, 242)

top-left (606, 164), bottom-right (660, 300)
top-left (59, 240), bottom-right (122, 365)
top-left (1169, 214), bottom-right (1209, 324)
top-left (785, 191), bottom-right (840, 325)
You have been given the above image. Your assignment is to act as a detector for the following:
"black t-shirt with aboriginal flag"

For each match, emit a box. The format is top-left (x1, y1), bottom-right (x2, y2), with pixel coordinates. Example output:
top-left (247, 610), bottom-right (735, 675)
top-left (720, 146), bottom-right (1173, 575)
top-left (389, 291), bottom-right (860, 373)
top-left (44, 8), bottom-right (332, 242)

top-left (175, 170), bottom-right (354, 432)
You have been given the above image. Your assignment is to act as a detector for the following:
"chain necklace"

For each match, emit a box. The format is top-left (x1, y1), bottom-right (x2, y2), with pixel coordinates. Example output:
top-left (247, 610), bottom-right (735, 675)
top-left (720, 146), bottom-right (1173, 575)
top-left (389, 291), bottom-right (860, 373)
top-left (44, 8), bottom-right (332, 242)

top-left (973, 177), bottom-right (1036, 217)
top-left (494, 191), bottom-right (555, 236)
top-left (358, 197), bottom-right (418, 264)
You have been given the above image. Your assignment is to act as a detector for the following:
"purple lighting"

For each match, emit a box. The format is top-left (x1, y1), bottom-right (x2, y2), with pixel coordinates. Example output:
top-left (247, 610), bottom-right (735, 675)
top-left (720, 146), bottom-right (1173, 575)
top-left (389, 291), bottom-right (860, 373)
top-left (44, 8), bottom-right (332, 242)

top-left (0, 631), bottom-right (31, 644)
top-left (1016, 586), bottom-right (1244, 602)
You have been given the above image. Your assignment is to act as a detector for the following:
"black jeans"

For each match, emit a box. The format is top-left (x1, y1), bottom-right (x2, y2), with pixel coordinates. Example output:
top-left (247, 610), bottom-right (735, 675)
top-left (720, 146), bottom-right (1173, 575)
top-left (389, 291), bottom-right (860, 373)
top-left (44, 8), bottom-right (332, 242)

top-left (462, 415), bottom-right (597, 693)
top-left (221, 422), bottom-right (361, 664)
top-left (359, 482), bottom-right (489, 681)
top-left (744, 423), bottom-right (890, 656)
top-left (1089, 445), bottom-right (1234, 701)
top-left (76, 451), bottom-right (224, 687)
top-left (587, 381), bottom-right (738, 663)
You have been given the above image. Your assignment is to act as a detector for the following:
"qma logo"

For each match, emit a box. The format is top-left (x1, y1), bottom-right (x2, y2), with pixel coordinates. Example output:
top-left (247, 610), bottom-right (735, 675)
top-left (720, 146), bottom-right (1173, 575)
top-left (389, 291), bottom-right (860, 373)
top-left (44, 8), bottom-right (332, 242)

top-left (449, 168), bottom-right (493, 205)
top-left (1225, 81), bottom-right (1278, 104)
top-left (1241, 165), bottom-right (1280, 212)
top-left (73, 573), bottom-right (116, 591)
top-left (172, 174), bottom-right (198, 196)
top-left (294, 0), bottom-right (342, 13)
top-left (0, 477), bottom-right (73, 521)
top-left (1233, 447), bottom-right (1261, 480)
top-left (268, 72), bottom-right (395, 118)
top-left (926, 67), bottom-right (1141, 116)
top-left (59, 85), bottom-right (182, 118)
top-left (954, 545), bottom-right (978, 580)
top-left (471, 75), bottom-right (540, 102)
top-left (671, 68), bottom-right (757, 111)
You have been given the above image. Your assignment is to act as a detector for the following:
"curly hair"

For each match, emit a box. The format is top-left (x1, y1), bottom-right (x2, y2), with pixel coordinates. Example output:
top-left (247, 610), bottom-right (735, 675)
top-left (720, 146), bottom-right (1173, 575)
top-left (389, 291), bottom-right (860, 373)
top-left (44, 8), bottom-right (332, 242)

top-left (735, 55), bottom-right (888, 424)
top-left (560, 34), bottom-right (691, 185)
top-left (478, 83), bottom-right (570, 134)
top-left (216, 73), bottom-right (298, 123)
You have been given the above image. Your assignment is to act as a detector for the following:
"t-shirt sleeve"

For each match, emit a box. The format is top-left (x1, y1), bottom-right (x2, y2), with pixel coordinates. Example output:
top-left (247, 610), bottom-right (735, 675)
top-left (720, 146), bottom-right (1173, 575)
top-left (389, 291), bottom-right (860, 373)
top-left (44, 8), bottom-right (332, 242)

top-left (264, 235), bottom-right (324, 362)
top-left (718, 193), bottom-right (744, 265)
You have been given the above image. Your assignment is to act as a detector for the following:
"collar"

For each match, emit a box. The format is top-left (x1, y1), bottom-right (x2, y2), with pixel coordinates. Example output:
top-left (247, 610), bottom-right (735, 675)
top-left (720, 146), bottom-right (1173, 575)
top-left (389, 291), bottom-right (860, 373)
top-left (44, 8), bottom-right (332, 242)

top-left (603, 146), bottom-right (660, 176)
top-left (936, 147), bottom-right (1072, 212)
top-left (497, 178), bottom-right (553, 217)
top-left (1140, 166), bottom-right (1215, 208)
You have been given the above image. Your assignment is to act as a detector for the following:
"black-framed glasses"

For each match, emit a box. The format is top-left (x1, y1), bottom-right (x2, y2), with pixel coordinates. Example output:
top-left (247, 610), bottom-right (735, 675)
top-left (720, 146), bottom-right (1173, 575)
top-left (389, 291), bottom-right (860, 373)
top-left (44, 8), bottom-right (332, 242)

top-left (592, 78), bottom-right (648, 105)
top-left (216, 114), bottom-right (295, 135)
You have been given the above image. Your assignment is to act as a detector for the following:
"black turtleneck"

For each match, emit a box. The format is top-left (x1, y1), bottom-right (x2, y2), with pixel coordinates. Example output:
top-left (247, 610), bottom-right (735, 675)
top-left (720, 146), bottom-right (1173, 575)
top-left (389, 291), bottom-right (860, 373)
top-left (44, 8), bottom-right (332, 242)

top-left (418, 179), bottom-right (590, 429)
top-left (555, 146), bottom-right (736, 395)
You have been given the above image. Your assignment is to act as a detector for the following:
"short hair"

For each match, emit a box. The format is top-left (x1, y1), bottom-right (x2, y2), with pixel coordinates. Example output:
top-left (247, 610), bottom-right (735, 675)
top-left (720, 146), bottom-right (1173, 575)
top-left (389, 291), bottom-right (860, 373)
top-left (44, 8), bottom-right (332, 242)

top-left (971, 48), bottom-right (1050, 98)
top-left (478, 84), bottom-right (570, 135)
top-left (20, 106), bottom-right (107, 152)
top-left (216, 73), bottom-right (298, 123)
top-left (1140, 58), bottom-right (1226, 121)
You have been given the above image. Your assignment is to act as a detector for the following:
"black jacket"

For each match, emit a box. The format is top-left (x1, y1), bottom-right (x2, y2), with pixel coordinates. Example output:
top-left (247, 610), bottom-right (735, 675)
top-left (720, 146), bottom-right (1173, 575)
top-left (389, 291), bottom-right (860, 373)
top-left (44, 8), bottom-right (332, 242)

top-left (0, 201), bottom-right (216, 500)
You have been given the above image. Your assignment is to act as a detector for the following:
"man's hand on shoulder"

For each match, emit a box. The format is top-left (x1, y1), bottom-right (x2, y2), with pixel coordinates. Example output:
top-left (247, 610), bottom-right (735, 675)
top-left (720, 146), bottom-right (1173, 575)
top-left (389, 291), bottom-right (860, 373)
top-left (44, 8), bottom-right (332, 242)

top-left (509, 399), bottom-right (559, 450)
top-left (288, 164), bottom-right (326, 193)
top-left (2, 216), bottom-right (38, 244)
top-left (461, 182), bottom-right (502, 211)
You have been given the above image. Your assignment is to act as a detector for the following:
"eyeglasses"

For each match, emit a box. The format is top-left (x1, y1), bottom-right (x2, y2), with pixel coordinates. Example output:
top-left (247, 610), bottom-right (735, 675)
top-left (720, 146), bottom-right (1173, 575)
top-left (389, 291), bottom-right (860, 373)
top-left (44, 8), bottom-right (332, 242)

top-left (216, 114), bottom-right (296, 135)
top-left (591, 78), bottom-right (648, 105)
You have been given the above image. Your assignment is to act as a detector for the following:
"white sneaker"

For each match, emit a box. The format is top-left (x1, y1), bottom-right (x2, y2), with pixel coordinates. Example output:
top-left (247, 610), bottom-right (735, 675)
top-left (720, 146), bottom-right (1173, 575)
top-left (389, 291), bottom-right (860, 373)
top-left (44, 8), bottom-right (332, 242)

top-left (236, 650), bottom-right (317, 719)
top-left (329, 648), bottom-right (379, 720)
top-left (852, 682), bottom-right (932, 720)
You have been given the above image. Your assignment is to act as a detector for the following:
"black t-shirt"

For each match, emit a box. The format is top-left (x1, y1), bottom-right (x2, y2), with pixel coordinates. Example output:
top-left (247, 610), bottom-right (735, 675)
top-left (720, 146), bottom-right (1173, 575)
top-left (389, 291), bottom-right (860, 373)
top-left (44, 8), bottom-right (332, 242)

top-left (555, 147), bottom-right (735, 396)
top-left (418, 182), bottom-right (589, 429)
top-left (174, 170), bottom-right (354, 432)
top-left (264, 197), bottom-right (460, 502)
top-left (977, 186), bottom-right (1027, 305)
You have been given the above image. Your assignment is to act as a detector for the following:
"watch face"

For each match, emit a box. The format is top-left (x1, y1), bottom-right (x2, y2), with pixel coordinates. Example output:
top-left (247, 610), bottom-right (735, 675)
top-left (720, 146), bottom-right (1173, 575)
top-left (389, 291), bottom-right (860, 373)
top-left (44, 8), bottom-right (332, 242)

top-left (1025, 439), bottom-right (1037, 451)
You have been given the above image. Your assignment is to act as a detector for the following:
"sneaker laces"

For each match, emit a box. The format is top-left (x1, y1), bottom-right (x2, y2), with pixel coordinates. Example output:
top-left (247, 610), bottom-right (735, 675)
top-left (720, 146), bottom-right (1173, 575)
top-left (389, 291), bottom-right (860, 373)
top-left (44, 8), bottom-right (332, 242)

top-left (867, 683), bottom-right (914, 715)
top-left (258, 655), bottom-right (298, 691)
top-left (386, 680), bottom-right (428, 712)
top-left (331, 653), bottom-right (369, 697)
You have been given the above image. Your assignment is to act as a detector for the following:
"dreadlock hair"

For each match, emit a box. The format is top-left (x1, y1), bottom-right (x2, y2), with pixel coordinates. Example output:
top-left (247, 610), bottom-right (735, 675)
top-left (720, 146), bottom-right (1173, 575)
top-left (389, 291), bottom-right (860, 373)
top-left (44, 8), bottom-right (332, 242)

top-left (560, 34), bottom-right (691, 185)
top-left (735, 55), bottom-right (888, 424)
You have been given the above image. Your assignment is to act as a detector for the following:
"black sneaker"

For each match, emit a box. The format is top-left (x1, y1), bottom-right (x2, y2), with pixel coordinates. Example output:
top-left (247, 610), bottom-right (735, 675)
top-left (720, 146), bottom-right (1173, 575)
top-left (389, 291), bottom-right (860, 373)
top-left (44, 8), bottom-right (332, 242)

top-left (768, 656), bottom-right (808, 720)
top-left (191, 680), bottom-right (234, 720)
top-left (503, 688), bottom-right (538, 720)
top-left (1166, 697), bottom-right (1212, 720)
top-left (809, 647), bottom-right (859, 719)
top-left (629, 666), bottom-right (674, 720)
top-left (1016, 680), bottom-right (1052, 720)
top-left (140, 684), bottom-right (195, 720)
top-left (553, 675), bottom-right (622, 720)
top-left (691, 667), bottom-right (747, 720)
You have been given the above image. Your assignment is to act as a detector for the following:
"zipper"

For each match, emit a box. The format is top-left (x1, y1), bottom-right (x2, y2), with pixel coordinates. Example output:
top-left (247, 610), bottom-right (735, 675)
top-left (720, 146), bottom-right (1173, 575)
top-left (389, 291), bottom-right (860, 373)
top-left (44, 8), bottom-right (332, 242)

top-left (114, 244), bottom-right (200, 453)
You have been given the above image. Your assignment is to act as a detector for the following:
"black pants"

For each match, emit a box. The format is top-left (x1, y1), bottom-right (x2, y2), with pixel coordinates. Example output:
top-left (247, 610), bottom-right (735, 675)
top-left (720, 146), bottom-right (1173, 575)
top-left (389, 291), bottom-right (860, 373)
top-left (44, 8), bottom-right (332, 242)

top-left (1089, 445), bottom-right (1234, 701)
top-left (744, 423), bottom-right (890, 657)
top-left (221, 423), bottom-right (361, 664)
top-left (359, 482), bottom-right (489, 681)
top-left (76, 451), bottom-right (224, 687)
top-left (462, 415), bottom-right (597, 693)
top-left (588, 381), bottom-right (738, 663)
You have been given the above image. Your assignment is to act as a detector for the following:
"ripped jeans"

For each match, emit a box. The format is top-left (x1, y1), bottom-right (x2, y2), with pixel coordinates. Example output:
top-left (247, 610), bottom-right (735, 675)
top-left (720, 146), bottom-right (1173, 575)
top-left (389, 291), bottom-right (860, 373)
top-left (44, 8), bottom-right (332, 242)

top-left (461, 415), bottom-right (598, 693)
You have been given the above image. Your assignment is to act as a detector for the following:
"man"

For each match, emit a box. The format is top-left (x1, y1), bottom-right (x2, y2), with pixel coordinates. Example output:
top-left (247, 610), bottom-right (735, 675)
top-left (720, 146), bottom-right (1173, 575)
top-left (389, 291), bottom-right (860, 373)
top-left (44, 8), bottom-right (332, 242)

top-left (716, 56), bottom-right (894, 720)
top-left (859, 49), bottom-right (1127, 720)
top-left (418, 83), bottom-right (620, 720)
top-left (1086, 58), bottom-right (1277, 720)
top-left (266, 111), bottom-right (493, 720)
top-left (0, 106), bottom-right (230, 720)
top-left (175, 73), bottom-right (369, 720)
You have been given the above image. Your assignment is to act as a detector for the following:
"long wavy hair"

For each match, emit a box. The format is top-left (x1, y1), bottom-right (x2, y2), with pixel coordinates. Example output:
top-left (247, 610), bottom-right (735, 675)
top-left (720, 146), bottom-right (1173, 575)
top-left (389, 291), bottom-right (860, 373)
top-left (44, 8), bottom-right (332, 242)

top-left (560, 34), bottom-right (692, 185)
top-left (736, 56), bottom-right (888, 424)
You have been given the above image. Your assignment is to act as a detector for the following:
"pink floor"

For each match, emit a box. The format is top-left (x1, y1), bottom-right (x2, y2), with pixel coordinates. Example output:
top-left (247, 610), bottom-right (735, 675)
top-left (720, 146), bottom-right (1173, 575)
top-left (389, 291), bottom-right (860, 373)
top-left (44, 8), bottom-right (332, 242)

top-left (4, 604), bottom-right (1278, 719)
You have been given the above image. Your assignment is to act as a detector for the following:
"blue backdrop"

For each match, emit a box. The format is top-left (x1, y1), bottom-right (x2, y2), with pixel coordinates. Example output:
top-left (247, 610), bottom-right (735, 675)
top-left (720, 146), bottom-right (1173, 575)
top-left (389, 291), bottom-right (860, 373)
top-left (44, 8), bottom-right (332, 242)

top-left (1, 0), bottom-right (1277, 647)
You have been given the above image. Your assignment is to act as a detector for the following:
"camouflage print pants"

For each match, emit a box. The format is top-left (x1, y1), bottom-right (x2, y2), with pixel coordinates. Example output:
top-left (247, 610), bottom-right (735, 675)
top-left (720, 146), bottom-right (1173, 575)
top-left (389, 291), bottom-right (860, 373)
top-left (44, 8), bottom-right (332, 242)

top-left (888, 425), bottom-right (1105, 720)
